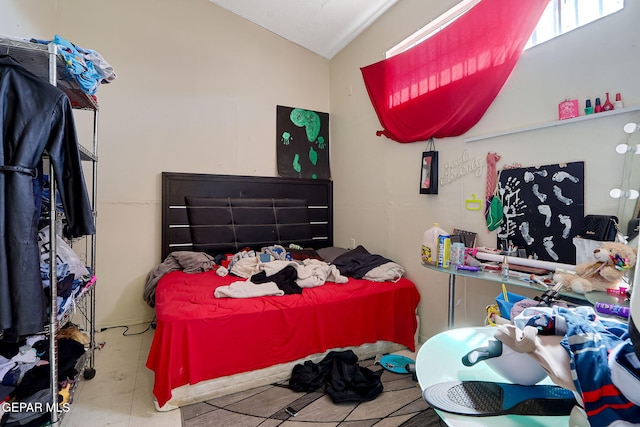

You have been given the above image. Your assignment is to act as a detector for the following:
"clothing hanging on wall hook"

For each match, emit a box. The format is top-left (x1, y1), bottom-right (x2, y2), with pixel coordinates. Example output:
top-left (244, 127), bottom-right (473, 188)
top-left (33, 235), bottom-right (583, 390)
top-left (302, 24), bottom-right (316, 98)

top-left (485, 152), bottom-right (502, 205)
top-left (485, 153), bottom-right (503, 232)
top-left (486, 169), bottom-right (504, 231)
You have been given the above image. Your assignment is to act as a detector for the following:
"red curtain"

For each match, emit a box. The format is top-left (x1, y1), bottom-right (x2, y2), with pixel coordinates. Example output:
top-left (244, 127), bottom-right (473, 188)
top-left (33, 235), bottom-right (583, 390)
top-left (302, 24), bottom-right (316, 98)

top-left (361, 0), bottom-right (549, 143)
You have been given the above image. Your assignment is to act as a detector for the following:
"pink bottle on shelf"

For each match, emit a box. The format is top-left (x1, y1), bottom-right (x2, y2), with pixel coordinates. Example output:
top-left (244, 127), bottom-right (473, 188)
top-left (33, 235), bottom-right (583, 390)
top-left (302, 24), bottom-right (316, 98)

top-left (602, 92), bottom-right (614, 111)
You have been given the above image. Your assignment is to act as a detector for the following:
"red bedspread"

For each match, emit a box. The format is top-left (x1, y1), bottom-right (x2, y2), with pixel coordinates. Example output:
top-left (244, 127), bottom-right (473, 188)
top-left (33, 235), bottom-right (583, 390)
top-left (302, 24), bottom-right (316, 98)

top-left (146, 269), bottom-right (420, 407)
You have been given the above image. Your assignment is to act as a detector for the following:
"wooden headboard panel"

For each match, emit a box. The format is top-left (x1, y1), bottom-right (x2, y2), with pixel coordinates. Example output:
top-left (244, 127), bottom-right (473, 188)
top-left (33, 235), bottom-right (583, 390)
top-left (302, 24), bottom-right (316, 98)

top-left (161, 172), bottom-right (333, 260)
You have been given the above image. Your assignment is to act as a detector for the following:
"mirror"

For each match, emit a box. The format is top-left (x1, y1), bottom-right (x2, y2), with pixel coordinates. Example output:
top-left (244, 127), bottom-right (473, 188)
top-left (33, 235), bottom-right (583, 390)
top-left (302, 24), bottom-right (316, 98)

top-left (615, 123), bottom-right (640, 241)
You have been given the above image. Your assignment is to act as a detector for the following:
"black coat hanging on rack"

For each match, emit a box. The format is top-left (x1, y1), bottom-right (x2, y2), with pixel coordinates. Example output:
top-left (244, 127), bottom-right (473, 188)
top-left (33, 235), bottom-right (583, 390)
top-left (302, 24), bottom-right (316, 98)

top-left (0, 56), bottom-right (95, 337)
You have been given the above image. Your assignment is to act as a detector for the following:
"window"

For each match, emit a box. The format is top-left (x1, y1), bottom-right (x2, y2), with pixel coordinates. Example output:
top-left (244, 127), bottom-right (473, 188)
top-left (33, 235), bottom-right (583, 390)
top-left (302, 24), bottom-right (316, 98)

top-left (526, 0), bottom-right (624, 48)
top-left (385, 0), bottom-right (480, 58)
top-left (387, 0), bottom-right (624, 58)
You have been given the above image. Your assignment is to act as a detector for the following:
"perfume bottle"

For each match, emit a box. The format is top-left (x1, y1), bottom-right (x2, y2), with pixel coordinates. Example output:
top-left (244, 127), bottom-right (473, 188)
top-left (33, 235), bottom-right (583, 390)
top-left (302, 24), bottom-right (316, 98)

top-left (584, 99), bottom-right (593, 115)
top-left (594, 97), bottom-right (602, 113)
top-left (501, 256), bottom-right (509, 279)
top-left (602, 92), bottom-right (614, 111)
top-left (614, 93), bottom-right (624, 110)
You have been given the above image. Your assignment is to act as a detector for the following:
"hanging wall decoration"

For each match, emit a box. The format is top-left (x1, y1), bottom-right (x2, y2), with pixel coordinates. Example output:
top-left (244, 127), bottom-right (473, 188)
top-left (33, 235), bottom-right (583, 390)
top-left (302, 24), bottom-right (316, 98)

top-left (276, 105), bottom-right (330, 179)
top-left (440, 150), bottom-right (485, 188)
top-left (420, 138), bottom-right (438, 194)
top-left (496, 161), bottom-right (585, 264)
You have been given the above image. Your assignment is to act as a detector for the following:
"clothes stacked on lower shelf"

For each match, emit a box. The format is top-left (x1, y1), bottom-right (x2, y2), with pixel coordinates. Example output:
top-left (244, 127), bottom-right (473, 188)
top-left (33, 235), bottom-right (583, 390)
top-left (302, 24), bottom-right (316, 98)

top-left (0, 324), bottom-right (89, 426)
top-left (37, 224), bottom-right (96, 322)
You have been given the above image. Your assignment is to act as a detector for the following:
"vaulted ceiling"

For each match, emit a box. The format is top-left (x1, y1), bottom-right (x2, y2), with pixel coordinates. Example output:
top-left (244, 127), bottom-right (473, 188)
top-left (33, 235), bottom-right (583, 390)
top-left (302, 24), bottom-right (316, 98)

top-left (209, 0), bottom-right (399, 59)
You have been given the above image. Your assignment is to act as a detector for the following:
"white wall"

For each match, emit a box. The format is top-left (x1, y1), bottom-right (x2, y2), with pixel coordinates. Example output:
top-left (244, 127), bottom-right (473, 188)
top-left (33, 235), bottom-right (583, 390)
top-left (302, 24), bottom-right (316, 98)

top-left (330, 0), bottom-right (640, 340)
top-left (1, 0), bottom-right (329, 328)
top-left (2, 0), bottom-right (639, 340)
top-left (0, 1), bottom-right (56, 35)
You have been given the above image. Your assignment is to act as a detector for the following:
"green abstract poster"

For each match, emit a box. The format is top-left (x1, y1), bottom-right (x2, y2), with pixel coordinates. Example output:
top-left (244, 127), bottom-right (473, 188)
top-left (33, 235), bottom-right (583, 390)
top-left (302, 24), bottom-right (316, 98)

top-left (277, 105), bottom-right (330, 179)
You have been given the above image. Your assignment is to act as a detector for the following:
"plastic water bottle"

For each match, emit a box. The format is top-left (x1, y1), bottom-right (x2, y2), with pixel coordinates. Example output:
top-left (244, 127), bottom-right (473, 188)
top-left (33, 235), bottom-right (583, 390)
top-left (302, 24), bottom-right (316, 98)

top-left (450, 242), bottom-right (465, 266)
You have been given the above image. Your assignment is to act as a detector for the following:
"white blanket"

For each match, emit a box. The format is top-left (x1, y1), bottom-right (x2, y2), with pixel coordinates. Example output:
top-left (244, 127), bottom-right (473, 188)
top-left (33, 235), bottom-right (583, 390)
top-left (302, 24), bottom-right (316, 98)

top-left (218, 259), bottom-right (349, 298)
top-left (214, 280), bottom-right (283, 298)
top-left (363, 262), bottom-right (405, 283)
top-left (260, 259), bottom-right (348, 288)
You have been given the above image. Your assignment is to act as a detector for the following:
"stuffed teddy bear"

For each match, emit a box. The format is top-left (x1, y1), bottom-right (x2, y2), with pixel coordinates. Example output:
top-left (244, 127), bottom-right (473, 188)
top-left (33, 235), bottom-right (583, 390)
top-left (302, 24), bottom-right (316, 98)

top-left (553, 241), bottom-right (636, 294)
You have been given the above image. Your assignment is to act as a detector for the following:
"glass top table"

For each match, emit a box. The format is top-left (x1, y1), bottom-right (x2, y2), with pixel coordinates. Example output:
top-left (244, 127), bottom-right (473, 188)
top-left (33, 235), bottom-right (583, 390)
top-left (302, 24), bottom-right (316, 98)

top-left (416, 326), bottom-right (578, 426)
top-left (421, 262), bottom-right (626, 328)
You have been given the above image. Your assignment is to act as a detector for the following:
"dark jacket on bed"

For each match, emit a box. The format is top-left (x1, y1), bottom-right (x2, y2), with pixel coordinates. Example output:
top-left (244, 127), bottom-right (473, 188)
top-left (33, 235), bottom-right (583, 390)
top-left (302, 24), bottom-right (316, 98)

top-left (0, 55), bottom-right (94, 337)
top-left (330, 245), bottom-right (393, 279)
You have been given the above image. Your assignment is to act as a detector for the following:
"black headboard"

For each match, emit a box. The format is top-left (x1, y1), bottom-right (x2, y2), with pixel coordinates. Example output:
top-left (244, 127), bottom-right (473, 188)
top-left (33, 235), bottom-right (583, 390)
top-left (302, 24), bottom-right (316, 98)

top-left (161, 172), bottom-right (333, 260)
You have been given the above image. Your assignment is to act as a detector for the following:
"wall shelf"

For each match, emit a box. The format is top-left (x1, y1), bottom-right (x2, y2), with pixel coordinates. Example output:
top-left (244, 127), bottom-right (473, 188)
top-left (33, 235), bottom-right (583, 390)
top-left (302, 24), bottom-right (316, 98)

top-left (464, 105), bottom-right (640, 143)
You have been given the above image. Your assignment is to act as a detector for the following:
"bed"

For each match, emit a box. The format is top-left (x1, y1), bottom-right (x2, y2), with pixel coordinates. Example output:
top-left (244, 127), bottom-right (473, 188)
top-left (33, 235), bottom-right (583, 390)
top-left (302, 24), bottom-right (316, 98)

top-left (146, 172), bottom-right (421, 410)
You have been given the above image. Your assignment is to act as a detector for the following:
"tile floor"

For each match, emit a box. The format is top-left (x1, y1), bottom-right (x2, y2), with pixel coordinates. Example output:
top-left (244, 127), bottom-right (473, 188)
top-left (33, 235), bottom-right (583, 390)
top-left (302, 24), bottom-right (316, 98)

top-left (61, 326), bottom-right (420, 427)
top-left (61, 326), bottom-right (181, 427)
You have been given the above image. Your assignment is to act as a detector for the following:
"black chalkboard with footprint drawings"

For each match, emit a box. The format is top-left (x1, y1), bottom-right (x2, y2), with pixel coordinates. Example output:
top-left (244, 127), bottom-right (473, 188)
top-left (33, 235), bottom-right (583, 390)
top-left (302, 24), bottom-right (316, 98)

top-left (497, 161), bottom-right (584, 264)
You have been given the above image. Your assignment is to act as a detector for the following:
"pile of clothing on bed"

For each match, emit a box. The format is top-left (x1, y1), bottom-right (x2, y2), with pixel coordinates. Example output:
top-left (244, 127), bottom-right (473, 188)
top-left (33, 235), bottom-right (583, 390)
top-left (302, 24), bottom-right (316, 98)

top-left (143, 244), bottom-right (406, 305)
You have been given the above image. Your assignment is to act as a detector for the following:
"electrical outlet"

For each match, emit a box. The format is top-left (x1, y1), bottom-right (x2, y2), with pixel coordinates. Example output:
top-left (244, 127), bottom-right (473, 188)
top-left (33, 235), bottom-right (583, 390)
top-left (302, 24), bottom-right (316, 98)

top-left (349, 238), bottom-right (356, 249)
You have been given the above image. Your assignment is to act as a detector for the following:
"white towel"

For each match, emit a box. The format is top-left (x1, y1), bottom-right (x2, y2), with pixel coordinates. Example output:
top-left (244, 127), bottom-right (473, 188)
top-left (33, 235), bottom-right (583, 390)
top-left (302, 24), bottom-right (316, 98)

top-left (214, 280), bottom-right (283, 298)
top-left (297, 259), bottom-right (348, 288)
